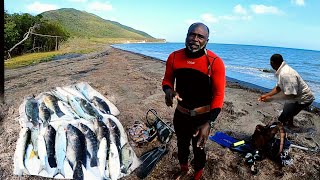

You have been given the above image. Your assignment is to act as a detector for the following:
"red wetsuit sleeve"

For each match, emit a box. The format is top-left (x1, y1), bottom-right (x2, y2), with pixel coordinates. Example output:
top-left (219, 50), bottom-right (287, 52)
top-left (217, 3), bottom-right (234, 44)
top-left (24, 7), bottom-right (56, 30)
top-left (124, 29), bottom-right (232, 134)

top-left (162, 53), bottom-right (175, 90)
top-left (210, 57), bottom-right (226, 109)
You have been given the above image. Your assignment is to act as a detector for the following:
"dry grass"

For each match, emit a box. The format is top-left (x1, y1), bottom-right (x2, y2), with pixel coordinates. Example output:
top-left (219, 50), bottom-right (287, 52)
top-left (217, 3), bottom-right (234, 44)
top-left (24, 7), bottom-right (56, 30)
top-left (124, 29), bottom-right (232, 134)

top-left (4, 37), bottom-right (143, 69)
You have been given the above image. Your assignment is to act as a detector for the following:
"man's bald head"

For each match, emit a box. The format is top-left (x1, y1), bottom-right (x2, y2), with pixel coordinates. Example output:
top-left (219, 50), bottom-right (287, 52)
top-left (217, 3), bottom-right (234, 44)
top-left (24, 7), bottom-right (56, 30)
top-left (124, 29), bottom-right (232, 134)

top-left (187, 23), bottom-right (209, 39)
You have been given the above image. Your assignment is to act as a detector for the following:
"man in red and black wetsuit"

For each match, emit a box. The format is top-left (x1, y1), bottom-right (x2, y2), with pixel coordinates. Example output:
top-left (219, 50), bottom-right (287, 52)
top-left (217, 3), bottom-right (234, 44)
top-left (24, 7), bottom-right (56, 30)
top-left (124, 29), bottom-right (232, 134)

top-left (162, 23), bottom-right (225, 180)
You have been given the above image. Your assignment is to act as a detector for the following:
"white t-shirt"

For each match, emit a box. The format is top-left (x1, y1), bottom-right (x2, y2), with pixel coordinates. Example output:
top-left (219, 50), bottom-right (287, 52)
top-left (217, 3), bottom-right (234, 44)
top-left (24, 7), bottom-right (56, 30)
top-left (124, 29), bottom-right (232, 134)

top-left (275, 62), bottom-right (314, 104)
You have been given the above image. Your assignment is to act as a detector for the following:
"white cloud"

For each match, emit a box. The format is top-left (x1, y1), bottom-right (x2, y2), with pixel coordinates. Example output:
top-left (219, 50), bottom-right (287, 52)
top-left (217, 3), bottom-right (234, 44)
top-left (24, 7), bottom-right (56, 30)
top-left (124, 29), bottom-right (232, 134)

top-left (26, 2), bottom-right (58, 14)
top-left (291, 0), bottom-right (305, 6)
top-left (201, 13), bottom-right (219, 23)
top-left (68, 0), bottom-right (87, 2)
top-left (88, 1), bottom-right (113, 11)
top-left (234, 4), bottom-right (247, 15)
top-left (219, 15), bottom-right (238, 21)
top-left (185, 19), bottom-right (199, 25)
top-left (218, 15), bottom-right (252, 21)
top-left (250, 4), bottom-right (283, 15)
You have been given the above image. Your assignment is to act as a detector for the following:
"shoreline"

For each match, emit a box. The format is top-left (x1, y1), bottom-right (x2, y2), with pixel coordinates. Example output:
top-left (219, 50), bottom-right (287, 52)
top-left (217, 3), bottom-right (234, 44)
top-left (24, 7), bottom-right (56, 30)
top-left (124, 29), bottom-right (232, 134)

top-left (111, 46), bottom-right (320, 112)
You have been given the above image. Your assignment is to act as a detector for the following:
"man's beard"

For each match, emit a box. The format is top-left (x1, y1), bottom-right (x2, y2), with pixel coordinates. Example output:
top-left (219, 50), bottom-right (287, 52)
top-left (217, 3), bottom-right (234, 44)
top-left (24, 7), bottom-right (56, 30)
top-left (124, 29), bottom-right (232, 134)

top-left (185, 42), bottom-right (206, 53)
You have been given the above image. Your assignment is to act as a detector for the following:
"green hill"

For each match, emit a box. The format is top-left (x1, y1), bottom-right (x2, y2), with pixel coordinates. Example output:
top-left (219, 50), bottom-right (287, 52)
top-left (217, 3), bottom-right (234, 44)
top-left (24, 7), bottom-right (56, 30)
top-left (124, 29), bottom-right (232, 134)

top-left (41, 8), bottom-right (157, 40)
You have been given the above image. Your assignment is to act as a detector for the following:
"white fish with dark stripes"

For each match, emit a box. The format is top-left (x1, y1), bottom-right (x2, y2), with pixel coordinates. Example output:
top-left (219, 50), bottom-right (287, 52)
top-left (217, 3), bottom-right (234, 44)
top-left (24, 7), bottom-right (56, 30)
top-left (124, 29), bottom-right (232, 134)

top-left (66, 124), bottom-right (87, 179)
top-left (79, 123), bottom-right (99, 167)
top-left (97, 137), bottom-right (110, 180)
top-left (58, 101), bottom-right (80, 119)
top-left (37, 131), bottom-right (48, 174)
top-left (25, 96), bottom-right (39, 126)
top-left (108, 141), bottom-right (121, 180)
top-left (68, 96), bottom-right (93, 120)
top-left (79, 98), bottom-right (103, 120)
top-left (54, 125), bottom-right (67, 178)
top-left (92, 96), bottom-right (111, 114)
top-left (14, 82), bottom-right (141, 179)
top-left (43, 125), bottom-right (57, 168)
top-left (14, 128), bottom-right (31, 175)
top-left (43, 93), bottom-right (65, 118)
top-left (38, 102), bottom-right (51, 127)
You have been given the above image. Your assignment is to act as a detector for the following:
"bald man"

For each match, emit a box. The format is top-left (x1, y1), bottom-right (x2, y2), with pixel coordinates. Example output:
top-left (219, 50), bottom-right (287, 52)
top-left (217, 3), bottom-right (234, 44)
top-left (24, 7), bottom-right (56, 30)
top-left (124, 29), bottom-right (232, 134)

top-left (162, 23), bottom-right (226, 180)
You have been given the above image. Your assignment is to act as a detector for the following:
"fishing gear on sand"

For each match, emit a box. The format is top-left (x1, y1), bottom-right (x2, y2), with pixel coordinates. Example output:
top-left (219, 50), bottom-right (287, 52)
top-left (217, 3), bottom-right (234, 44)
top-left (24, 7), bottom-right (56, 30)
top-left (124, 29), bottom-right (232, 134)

top-left (146, 109), bottom-right (175, 144)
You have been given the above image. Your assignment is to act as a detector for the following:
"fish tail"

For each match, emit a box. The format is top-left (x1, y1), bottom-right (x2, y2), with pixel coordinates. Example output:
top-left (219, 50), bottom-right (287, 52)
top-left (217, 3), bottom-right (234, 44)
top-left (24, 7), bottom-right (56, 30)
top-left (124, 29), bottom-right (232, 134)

top-left (73, 162), bottom-right (84, 180)
top-left (90, 157), bottom-right (98, 167)
top-left (38, 164), bottom-right (47, 174)
top-left (53, 168), bottom-right (65, 178)
top-left (22, 167), bottom-right (31, 175)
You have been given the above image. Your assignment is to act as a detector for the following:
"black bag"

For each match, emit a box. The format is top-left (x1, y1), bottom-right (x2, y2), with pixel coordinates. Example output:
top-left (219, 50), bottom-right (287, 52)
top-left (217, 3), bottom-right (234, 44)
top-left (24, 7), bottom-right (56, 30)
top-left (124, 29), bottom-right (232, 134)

top-left (146, 109), bottom-right (174, 144)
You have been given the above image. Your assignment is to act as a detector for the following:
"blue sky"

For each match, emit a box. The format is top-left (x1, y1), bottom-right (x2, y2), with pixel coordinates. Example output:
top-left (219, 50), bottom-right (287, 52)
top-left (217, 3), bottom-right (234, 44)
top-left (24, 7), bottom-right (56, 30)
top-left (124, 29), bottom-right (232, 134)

top-left (4, 0), bottom-right (320, 51)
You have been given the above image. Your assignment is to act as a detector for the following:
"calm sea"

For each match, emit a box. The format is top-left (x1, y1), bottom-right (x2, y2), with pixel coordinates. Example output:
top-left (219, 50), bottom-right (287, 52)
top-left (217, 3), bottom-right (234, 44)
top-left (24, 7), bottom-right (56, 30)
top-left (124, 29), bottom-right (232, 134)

top-left (111, 43), bottom-right (320, 105)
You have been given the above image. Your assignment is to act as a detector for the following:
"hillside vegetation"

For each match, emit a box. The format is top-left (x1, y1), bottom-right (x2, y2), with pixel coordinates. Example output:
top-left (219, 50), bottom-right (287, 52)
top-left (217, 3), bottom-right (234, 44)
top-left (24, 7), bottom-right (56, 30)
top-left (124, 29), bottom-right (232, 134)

top-left (4, 8), bottom-right (165, 69)
top-left (41, 8), bottom-right (157, 40)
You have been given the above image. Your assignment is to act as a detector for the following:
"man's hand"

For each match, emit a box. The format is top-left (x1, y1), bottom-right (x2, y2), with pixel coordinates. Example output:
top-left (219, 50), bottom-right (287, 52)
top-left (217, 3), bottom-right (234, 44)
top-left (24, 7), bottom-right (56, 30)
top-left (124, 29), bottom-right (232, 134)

top-left (164, 88), bottom-right (182, 107)
top-left (193, 122), bottom-right (211, 149)
top-left (258, 94), bottom-right (272, 102)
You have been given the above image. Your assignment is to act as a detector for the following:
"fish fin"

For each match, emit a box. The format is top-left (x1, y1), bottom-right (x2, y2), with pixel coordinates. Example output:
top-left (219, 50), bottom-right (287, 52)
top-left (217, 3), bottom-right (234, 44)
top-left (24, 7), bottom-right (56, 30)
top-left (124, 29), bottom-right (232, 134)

top-left (73, 161), bottom-right (84, 180)
top-left (90, 156), bottom-right (98, 167)
top-left (29, 150), bottom-right (36, 159)
top-left (56, 110), bottom-right (65, 118)
top-left (136, 145), bottom-right (168, 179)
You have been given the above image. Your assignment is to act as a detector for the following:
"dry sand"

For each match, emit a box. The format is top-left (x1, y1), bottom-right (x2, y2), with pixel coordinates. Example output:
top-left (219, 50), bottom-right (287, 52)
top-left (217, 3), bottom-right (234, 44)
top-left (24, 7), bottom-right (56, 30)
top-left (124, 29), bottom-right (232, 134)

top-left (1, 46), bottom-right (319, 180)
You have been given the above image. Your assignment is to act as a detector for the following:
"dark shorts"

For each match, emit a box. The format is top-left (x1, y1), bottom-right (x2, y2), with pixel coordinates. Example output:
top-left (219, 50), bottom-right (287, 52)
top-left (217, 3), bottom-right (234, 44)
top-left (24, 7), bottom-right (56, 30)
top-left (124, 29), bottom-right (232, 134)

top-left (278, 101), bottom-right (312, 124)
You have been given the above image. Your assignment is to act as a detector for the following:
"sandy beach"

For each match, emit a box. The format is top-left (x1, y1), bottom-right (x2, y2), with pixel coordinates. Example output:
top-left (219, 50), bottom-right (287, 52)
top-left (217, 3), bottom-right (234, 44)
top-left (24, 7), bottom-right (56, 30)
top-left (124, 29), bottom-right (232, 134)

top-left (1, 46), bottom-right (319, 180)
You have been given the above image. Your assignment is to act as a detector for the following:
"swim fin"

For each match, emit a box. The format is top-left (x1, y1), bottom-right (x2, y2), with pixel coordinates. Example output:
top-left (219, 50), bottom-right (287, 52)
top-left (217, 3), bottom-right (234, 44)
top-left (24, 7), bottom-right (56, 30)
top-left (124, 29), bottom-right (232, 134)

top-left (209, 132), bottom-right (253, 153)
top-left (136, 145), bottom-right (168, 179)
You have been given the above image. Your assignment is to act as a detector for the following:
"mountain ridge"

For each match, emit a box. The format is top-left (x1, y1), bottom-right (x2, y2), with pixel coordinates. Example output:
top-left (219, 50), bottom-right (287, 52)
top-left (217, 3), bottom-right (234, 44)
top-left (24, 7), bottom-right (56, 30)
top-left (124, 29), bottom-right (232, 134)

top-left (41, 8), bottom-right (160, 41)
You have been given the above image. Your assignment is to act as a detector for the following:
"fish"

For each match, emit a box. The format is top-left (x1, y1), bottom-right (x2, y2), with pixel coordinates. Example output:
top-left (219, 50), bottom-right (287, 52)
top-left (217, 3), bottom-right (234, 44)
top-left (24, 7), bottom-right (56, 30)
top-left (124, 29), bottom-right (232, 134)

top-left (120, 143), bottom-right (134, 174)
top-left (58, 100), bottom-right (80, 119)
top-left (54, 125), bottom-right (67, 178)
top-left (29, 127), bottom-right (39, 159)
top-left (108, 141), bottom-right (121, 180)
top-left (93, 119), bottom-right (111, 160)
top-left (73, 161), bottom-right (84, 180)
top-left (66, 124), bottom-right (87, 171)
top-left (97, 137), bottom-right (110, 180)
top-left (13, 128), bottom-right (31, 175)
top-left (79, 98), bottom-right (102, 120)
top-left (93, 119), bottom-right (110, 142)
top-left (92, 96), bottom-right (111, 114)
top-left (43, 125), bottom-right (57, 168)
top-left (43, 93), bottom-right (65, 118)
top-left (107, 118), bottom-right (122, 167)
top-left (68, 96), bottom-right (93, 120)
top-left (38, 102), bottom-right (51, 127)
top-left (63, 86), bottom-right (89, 102)
top-left (37, 132), bottom-right (48, 174)
top-left (25, 96), bottom-right (39, 126)
top-left (50, 89), bottom-right (68, 103)
top-left (107, 115), bottom-right (128, 147)
top-left (74, 82), bottom-right (91, 102)
top-left (79, 123), bottom-right (99, 167)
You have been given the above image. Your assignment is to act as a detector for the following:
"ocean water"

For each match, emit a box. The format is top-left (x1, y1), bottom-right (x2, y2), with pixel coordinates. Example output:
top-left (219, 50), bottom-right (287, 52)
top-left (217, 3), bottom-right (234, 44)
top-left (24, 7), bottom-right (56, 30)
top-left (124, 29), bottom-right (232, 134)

top-left (111, 43), bottom-right (320, 105)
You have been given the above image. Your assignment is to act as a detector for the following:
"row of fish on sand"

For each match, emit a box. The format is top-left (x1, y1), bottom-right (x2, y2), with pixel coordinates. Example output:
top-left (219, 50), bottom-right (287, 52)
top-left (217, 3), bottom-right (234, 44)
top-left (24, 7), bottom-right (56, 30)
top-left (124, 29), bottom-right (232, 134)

top-left (13, 82), bottom-right (141, 179)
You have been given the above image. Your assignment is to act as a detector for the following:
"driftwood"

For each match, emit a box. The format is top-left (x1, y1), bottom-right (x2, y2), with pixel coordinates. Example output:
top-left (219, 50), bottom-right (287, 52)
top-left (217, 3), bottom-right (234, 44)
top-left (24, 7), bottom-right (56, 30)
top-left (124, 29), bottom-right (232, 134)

top-left (7, 24), bottom-right (62, 59)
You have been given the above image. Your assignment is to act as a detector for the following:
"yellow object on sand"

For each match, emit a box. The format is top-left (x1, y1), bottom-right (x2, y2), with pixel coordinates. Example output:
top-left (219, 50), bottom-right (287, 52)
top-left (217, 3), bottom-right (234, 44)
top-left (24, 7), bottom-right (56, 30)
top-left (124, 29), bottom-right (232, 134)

top-left (233, 140), bottom-right (245, 147)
